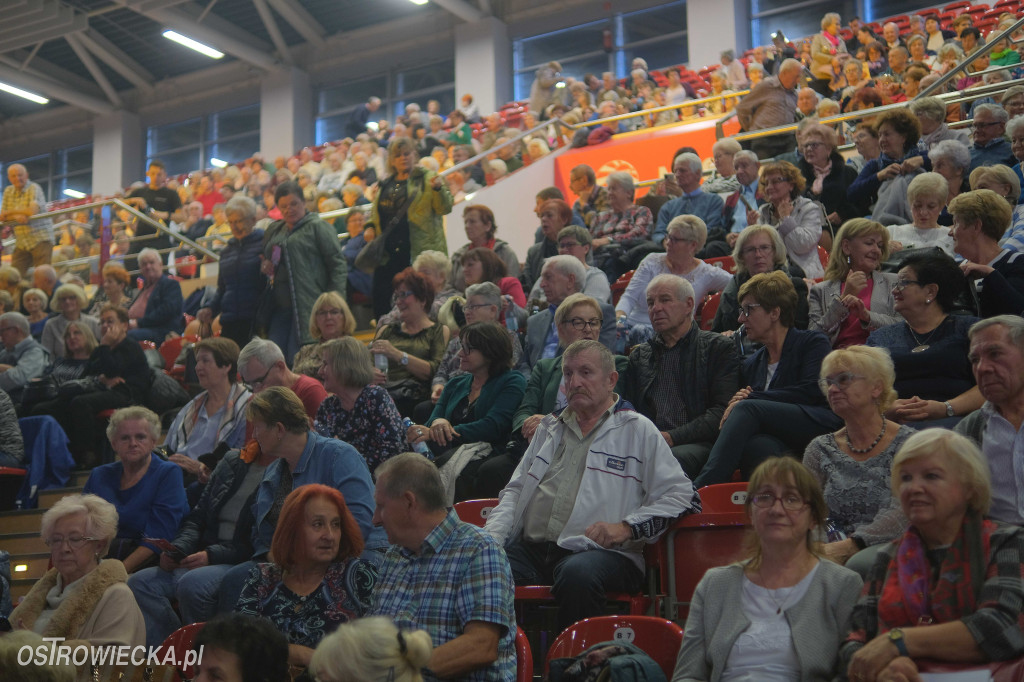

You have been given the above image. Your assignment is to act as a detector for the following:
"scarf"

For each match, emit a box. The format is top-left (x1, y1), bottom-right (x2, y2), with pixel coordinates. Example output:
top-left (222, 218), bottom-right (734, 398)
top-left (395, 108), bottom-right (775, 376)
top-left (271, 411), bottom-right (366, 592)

top-left (877, 512), bottom-right (993, 630)
top-left (10, 560), bottom-right (128, 638)
top-left (173, 382), bottom-right (251, 453)
top-left (822, 30), bottom-right (841, 51)
top-left (812, 160), bottom-right (832, 195)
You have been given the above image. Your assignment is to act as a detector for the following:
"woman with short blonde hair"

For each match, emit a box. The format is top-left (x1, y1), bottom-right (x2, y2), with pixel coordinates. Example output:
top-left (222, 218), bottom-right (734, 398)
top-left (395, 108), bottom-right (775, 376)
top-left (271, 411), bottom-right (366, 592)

top-left (291, 291), bottom-right (358, 378)
top-left (887, 172), bottom-right (955, 256)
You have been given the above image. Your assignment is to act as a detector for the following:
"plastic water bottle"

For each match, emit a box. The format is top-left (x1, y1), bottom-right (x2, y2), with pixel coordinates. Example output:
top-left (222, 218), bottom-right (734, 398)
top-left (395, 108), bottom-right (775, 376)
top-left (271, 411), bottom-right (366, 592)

top-left (505, 309), bottom-right (519, 333)
top-left (403, 418), bottom-right (432, 456)
top-left (614, 318), bottom-right (627, 354)
top-left (373, 352), bottom-right (389, 374)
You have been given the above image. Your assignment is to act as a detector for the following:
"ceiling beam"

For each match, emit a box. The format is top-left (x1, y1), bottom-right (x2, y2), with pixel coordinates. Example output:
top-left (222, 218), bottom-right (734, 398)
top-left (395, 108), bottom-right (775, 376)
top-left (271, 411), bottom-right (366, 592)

top-left (129, 4), bottom-right (279, 71)
top-left (65, 33), bottom-right (122, 107)
top-left (0, 0), bottom-right (88, 53)
top-left (79, 28), bottom-right (154, 92)
top-left (0, 62), bottom-right (116, 114)
top-left (430, 0), bottom-right (484, 23)
top-left (252, 0), bottom-right (292, 65)
top-left (0, 51), bottom-right (107, 96)
top-left (264, 0), bottom-right (326, 47)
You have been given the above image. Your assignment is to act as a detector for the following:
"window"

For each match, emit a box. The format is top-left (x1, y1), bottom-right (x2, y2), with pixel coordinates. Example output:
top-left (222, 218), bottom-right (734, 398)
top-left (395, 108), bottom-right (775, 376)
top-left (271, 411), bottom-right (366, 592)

top-left (146, 104), bottom-right (260, 176)
top-left (1, 144), bottom-right (93, 200)
top-left (315, 61), bottom-right (455, 144)
top-left (750, 0), bottom-right (857, 48)
top-left (513, 2), bottom-right (687, 101)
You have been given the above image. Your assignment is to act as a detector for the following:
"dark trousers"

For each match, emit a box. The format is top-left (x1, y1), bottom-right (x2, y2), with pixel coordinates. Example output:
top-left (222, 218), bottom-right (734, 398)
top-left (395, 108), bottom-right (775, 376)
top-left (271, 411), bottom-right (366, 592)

top-left (750, 133), bottom-right (797, 160)
top-left (505, 539), bottom-right (643, 631)
top-left (693, 399), bottom-right (842, 488)
top-left (218, 318), bottom-right (255, 349)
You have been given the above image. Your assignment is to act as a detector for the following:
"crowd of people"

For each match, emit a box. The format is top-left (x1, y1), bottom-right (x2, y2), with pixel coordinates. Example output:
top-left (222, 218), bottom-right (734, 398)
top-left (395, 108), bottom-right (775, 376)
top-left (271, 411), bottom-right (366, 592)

top-left (8, 7), bottom-right (1024, 681)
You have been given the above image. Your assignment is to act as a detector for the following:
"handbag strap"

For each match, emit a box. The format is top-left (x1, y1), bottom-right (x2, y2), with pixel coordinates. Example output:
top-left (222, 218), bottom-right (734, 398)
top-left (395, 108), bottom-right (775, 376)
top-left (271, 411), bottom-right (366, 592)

top-left (376, 174), bottom-right (423, 242)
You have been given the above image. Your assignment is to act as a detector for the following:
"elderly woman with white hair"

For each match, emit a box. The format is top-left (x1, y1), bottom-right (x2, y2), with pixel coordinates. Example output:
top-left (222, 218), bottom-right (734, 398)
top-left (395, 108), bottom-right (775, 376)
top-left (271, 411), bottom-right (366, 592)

top-left (810, 13), bottom-right (848, 96)
top-left (311, 617), bottom-right (433, 682)
top-left (10, 493), bottom-right (146, 667)
top-left (40, 284), bottom-right (101, 360)
top-left (377, 250), bottom-right (457, 327)
top-left (887, 172), bottom-right (956, 255)
top-left (616, 215), bottom-right (733, 328)
top-left (702, 139), bottom-right (743, 194)
top-left (929, 139), bottom-right (972, 222)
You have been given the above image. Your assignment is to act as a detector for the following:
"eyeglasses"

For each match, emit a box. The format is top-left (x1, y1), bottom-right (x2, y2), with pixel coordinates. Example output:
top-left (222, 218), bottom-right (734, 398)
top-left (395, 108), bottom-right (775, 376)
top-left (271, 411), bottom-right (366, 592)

top-left (741, 244), bottom-right (773, 256)
top-left (818, 371), bottom-right (867, 393)
top-left (45, 535), bottom-right (95, 549)
top-left (459, 344), bottom-right (476, 355)
top-left (665, 236), bottom-right (692, 245)
top-left (738, 303), bottom-right (763, 317)
top-left (463, 303), bottom-right (492, 311)
top-left (392, 290), bottom-right (416, 304)
top-left (892, 278), bottom-right (922, 291)
top-left (243, 366), bottom-right (272, 390)
top-left (971, 121), bottom-right (1003, 130)
top-left (801, 141), bottom-right (825, 151)
top-left (763, 177), bottom-right (790, 186)
top-left (563, 317), bottom-right (602, 331)
top-left (750, 493), bottom-right (806, 511)
top-left (558, 241), bottom-right (582, 249)
top-left (315, 308), bottom-right (343, 317)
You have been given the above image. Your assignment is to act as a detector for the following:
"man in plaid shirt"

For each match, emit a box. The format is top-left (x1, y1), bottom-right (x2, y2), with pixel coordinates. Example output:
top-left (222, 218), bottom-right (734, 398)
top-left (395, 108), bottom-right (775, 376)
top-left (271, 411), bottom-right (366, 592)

top-left (370, 453), bottom-right (516, 682)
top-left (1, 164), bottom-right (53, 275)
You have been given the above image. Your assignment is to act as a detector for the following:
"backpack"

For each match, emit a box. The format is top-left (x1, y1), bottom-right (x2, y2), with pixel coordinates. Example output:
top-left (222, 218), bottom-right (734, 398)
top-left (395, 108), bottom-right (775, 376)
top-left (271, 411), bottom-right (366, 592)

top-left (548, 640), bottom-right (667, 682)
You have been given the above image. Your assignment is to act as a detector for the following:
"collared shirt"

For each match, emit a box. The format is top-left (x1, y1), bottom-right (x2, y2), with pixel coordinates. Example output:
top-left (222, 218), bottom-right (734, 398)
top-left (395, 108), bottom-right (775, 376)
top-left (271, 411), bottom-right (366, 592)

top-left (2, 182), bottom-right (52, 250)
top-left (732, 180), bottom-right (759, 233)
top-left (542, 303), bottom-right (560, 359)
top-left (522, 400), bottom-right (616, 543)
top-left (981, 401), bottom-right (1024, 524)
top-left (0, 336), bottom-right (50, 393)
top-left (648, 334), bottom-right (689, 432)
top-left (371, 509), bottom-right (516, 682)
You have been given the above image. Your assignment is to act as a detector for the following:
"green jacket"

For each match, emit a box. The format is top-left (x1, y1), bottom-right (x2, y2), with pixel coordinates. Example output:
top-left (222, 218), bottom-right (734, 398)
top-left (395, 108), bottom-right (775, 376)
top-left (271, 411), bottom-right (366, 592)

top-left (371, 166), bottom-right (453, 264)
top-left (262, 212), bottom-right (347, 345)
top-left (428, 370), bottom-right (526, 446)
top-left (512, 354), bottom-right (629, 433)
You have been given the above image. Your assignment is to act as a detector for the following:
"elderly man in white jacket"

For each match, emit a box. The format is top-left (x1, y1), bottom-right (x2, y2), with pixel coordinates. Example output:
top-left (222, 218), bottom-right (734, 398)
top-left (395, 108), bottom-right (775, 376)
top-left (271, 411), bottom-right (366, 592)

top-left (483, 339), bottom-right (699, 630)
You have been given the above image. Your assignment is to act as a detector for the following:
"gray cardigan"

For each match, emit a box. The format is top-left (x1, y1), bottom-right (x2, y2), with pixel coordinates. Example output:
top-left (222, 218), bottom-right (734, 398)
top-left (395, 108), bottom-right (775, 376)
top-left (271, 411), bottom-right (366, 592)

top-left (808, 271), bottom-right (900, 346)
top-left (672, 560), bottom-right (863, 682)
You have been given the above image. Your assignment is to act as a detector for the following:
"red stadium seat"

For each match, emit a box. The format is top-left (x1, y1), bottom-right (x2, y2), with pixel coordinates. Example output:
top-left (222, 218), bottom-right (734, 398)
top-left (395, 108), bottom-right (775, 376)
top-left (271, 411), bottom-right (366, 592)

top-left (699, 292), bottom-right (722, 331)
top-left (158, 622), bottom-right (205, 682)
top-left (515, 627), bottom-right (533, 682)
top-left (453, 498), bottom-right (498, 527)
top-left (943, 0), bottom-right (972, 11)
top-left (545, 616), bottom-right (684, 680)
top-left (611, 269), bottom-right (634, 306)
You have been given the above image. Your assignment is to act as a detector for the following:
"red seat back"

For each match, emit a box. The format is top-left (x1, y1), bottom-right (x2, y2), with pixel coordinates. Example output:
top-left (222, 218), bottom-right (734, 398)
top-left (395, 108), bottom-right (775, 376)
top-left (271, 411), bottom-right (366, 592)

top-left (546, 616), bottom-right (684, 679)
top-left (611, 269), bottom-right (634, 307)
top-left (454, 498), bottom-right (499, 527)
top-left (159, 622), bottom-right (205, 681)
top-left (699, 292), bottom-right (722, 331)
top-left (516, 627), bottom-right (533, 682)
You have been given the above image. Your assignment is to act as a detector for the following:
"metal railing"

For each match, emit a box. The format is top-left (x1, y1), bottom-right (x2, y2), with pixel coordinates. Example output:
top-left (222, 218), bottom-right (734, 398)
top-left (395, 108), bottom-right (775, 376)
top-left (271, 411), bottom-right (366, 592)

top-left (919, 15), bottom-right (1024, 98)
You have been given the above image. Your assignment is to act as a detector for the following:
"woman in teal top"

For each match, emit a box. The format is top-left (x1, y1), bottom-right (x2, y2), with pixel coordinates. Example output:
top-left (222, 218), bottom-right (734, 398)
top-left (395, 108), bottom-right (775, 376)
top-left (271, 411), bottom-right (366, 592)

top-left (406, 321), bottom-right (526, 500)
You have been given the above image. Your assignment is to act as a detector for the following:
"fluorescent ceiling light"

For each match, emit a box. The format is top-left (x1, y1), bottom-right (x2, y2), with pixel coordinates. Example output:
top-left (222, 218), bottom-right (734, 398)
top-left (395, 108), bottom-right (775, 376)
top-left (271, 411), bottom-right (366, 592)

top-left (63, 189), bottom-right (86, 199)
top-left (0, 81), bottom-right (49, 104)
top-left (409, 0), bottom-right (428, 5)
top-left (210, 158), bottom-right (228, 168)
top-left (163, 30), bottom-right (224, 59)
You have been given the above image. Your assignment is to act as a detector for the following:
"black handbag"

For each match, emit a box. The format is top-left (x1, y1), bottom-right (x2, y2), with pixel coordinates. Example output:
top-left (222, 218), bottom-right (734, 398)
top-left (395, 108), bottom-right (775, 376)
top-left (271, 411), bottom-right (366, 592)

top-left (354, 177), bottom-right (421, 272)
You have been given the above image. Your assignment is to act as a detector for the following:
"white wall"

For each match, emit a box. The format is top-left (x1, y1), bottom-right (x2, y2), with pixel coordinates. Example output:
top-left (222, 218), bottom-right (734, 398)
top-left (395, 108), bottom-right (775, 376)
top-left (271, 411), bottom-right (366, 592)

top-left (445, 149), bottom-right (561, 264)
top-left (686, 0), bottom-right (749, 71)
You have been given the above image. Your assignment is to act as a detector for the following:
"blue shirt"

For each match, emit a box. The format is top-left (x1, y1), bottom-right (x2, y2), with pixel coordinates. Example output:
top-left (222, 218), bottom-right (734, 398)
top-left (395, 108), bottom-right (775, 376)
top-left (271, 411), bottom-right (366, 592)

top-left (653, 190), bottom-right (726, 242)
top-left (371, 509), bottom-right (516, 682)
top-left (732, 180), bottom-right (759, 233)
top-left (83, 453), bottom-right (189, 553)
top-left (251, 430), bottom-right (388, 558)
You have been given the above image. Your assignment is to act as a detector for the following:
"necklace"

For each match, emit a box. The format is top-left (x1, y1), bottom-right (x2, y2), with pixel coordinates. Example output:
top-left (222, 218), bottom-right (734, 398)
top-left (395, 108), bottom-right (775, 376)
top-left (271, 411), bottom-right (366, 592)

top-left (757, 570), bottom-right (791, 614)
top-left (845, 418), bottom-right (886, 454)
top-left (906, 320), bottom-right (941, 353)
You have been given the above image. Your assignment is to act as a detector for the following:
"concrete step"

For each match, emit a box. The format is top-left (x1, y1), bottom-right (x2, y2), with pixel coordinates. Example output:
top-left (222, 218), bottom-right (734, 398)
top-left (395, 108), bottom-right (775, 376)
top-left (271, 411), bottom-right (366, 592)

top-left (1, 508), bottom-right (46, 534)
top-left (38, 486), bottom-right (84, 510)
top-left (70, 470), bottom-right (91, 488)
top-left (0, 532), bottom-right (48, 555)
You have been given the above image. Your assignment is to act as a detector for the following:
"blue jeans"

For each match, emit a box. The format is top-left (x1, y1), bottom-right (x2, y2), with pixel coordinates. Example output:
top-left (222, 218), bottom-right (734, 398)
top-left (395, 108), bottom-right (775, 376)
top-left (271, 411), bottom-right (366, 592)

top-left (693, 399), bottom-right (842, 488)
top-left (128, 564), bottom-right (232, 647)
top-left (504, 539), bottom-right (643, 630)
top-left (0, 452), bottom-right (23, 468)
top-left (267, 309), bottom-right (300, 366)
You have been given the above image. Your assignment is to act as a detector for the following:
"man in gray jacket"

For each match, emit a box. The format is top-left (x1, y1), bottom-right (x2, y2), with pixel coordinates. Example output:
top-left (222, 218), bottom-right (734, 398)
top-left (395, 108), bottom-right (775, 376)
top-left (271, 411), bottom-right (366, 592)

top-left (735, 58), bottom-right (803, 159)
top-left (0, 312), bottom-right (50, 404)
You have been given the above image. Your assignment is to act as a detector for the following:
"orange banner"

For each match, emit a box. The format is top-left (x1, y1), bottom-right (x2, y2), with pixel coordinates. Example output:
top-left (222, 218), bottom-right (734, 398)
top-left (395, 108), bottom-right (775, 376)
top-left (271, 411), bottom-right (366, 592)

top-left (553, 116), bottom-right (742, 201)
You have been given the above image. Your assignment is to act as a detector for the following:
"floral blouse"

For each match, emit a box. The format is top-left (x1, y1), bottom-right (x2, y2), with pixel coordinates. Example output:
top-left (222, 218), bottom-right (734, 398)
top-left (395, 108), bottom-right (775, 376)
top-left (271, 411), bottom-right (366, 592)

top-left (313, 384), bottom-right (407, 472)
top-left (236, 559), bottom-right (377, 649)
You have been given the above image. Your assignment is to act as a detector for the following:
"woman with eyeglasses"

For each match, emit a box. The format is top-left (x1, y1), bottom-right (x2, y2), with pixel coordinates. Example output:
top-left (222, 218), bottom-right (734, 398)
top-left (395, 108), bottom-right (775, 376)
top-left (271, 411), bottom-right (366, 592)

top-left (693, 272), bottom-right (842, 489)
top-left (797, 123), bottom-right (867, 238)
top-left (672, 457), bottom-right (863, 682)
top-left (714, 225), bottom-right (810, 334)
top-left (291, 292), bottom-right (358, 379)
top-left (842, 430), bottom-right (1024, 682)
top-left (11, 493), bottom-right (146, 676)
top-left (866, 253), bottom-right (981, 428)
top-left (615, 215), bottom-right (732, 328)
top-left (847, 110), bottom-right (928, 228)
top-left (809, 219), bottom-right (898, 349)
top-left (803, 347), bottom-right (913, 575)
top-left (371, 267), bottom-right (449, 419)
top-left (752, 161), bottom-right (826, 279)
top-left (405, 322), bottom-right (525, 502)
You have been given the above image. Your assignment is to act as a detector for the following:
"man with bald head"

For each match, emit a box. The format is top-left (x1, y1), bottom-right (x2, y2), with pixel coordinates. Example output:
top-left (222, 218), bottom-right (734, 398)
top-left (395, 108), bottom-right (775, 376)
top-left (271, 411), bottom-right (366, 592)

top-left (1, 164), bottom-right (54, 276)
top-left (736, 58), bottom-right (803, 159)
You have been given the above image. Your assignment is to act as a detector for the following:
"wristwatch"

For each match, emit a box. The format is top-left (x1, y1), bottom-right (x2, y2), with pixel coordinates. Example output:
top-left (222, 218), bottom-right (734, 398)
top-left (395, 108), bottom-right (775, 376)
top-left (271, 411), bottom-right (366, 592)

top-left (401, 352), bottom-right (409, 366)
top-left (889, 628), bottom-right (909, 657)
top-left (944, 401), bottom-right (955, 417)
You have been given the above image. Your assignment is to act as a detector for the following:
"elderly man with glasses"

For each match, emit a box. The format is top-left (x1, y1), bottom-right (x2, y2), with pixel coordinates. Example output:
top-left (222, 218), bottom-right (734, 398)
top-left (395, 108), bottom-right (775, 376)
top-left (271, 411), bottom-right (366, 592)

top-left (969, 103), bottom-right (1015, 171)
top-left (237, 338), bottom-right (326, 420)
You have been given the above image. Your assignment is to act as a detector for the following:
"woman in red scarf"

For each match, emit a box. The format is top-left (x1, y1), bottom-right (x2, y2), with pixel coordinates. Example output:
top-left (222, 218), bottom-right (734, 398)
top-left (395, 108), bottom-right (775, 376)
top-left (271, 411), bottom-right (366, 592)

top-left (842, 429), bottom-right (1024, 682)
top-left (809, 13), bottom-right (848, 97)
